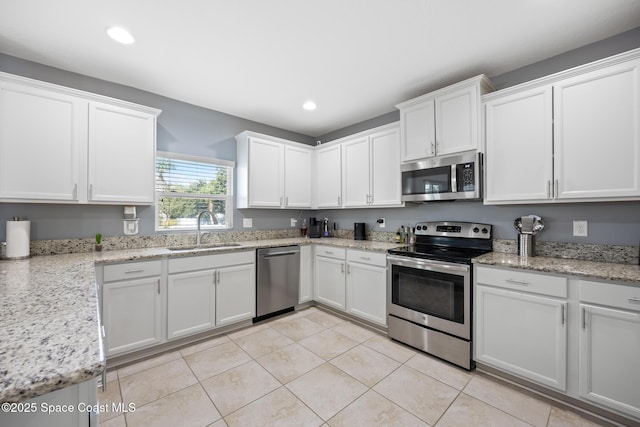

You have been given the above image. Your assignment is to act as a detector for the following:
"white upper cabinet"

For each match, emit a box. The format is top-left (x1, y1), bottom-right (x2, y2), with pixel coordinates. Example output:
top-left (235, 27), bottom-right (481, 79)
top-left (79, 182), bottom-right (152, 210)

top-left (484, 86), bottom-right (553, 203)
top-left (342, 136), bottom-right (371, 207)
top-left (329, 122), bottom-right (403, 209)
top-left (554, 60), bottom-right (640, 200)
top-left (0, 80), bottom-right (85, 201)
top-left (397, 75), bottom-right (494, 162)
top-left (236, 131), bottom-right (311, 209)
top-left (484, 51), bottom-right (640, 204)
top-left (0, 72), bottom-right (160, 204)
top-left (314, 144), bottom-right (342, 208)
top-left (88, 102), bottom-right (157, 204)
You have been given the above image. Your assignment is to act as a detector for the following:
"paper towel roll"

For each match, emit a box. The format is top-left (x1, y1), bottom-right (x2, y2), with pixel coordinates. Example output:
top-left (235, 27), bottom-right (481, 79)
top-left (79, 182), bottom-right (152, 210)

top-left (6, 219), bottom-right (30, 259)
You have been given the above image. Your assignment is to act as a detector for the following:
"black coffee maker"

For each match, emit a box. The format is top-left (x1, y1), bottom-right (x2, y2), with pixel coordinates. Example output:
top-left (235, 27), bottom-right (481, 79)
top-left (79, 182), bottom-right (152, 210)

top-left (308, 217), bottom-right (322, 238)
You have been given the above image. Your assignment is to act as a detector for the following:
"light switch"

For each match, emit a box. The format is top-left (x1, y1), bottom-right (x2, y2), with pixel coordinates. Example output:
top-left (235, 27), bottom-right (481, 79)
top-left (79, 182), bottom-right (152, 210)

top-left (243, 218), bottom-right (252, 228)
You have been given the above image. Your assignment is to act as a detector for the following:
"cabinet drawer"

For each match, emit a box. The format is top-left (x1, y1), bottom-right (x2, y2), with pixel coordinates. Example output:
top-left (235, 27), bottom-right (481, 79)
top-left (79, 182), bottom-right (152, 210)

top-left (476, 266), bottom-right (567, 298)
top-left (169, 250), bottom-right (254, 274)
top-left (580, 280), bottom-right (640, 312)
top-left (347, 249), bottom-right (387, 267)
top-left (315, 245), bottom-right (346, 260)
top-left (103, 260), bottom-right (162, 282)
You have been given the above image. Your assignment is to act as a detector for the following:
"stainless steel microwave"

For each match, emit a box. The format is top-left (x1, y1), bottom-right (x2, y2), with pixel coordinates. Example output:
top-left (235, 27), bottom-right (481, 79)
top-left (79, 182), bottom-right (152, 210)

top-left (401, 151), bottom-right (482, 202)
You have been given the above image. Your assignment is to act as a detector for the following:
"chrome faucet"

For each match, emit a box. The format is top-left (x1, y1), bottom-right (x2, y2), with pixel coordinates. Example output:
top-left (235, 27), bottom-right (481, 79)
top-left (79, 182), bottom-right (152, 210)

top-left (196, 210), bottom-right (218, 245)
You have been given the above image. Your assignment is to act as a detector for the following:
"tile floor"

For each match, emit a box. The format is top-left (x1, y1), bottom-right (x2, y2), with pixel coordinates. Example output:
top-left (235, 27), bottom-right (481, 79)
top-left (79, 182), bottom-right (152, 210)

top-left (99, 307), bottom-right (609, 427)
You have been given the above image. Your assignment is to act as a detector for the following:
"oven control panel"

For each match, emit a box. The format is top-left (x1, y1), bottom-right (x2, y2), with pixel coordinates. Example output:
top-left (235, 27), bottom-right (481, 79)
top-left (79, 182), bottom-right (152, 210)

top-left (414, 221), bottom-right (491, 239)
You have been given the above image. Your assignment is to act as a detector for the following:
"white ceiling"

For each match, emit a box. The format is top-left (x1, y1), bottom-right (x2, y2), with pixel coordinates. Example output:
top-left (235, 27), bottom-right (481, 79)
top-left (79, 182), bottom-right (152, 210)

top-left (1, 1), bottom-right (639, 137)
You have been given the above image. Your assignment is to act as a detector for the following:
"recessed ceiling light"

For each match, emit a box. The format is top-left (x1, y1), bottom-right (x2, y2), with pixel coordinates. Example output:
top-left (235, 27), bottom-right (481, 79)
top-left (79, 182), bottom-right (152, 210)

top-left (302, 101), bottom-right (317, 111)
top-left (106, 27), bottom-right (135, 45)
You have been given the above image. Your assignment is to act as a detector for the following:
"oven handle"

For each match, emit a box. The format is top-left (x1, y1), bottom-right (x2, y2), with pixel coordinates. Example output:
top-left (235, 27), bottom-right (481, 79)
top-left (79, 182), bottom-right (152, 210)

top-left (387, 255), bottom-right (470, 275)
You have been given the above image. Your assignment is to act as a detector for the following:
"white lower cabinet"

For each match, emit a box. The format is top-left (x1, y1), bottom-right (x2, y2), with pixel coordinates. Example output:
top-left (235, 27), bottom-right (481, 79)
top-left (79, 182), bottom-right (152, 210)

top-left (475, 266), bottom-right (640, 423)
top-left (579, 280), bottom-right (640, 419)
top-left (0, 379), bottom-right (97, 427)
top-left (101, 251), bottom-right (255, 358)
top-left (314, 246), bottom-right (346, 310)
top-left (346, 250), bottom-right (387, 326)
top-left (299, 245), bottom-right (313, 303)
top-left (167, 269), bottom-right (216, 339)
top-left (102, 261), bottom-right (162, 356)
top-left (314, 246), bottom-right (387, 326)
top-left (168, 251), bottom-right (255, 338)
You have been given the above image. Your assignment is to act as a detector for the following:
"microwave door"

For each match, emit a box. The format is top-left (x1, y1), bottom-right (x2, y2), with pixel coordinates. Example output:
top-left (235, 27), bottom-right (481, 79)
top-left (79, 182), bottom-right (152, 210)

top-left (402, 166), bottom-right (451, 201)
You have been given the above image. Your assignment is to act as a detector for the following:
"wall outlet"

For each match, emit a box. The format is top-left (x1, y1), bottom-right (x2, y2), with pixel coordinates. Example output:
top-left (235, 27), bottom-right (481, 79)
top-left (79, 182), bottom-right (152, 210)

top-left (291, 218), bottom-right (298, 227)
top-left (377, 218), bottom-right (386, 228)
top-left (243, 218), bottom-right (252, 228)
top-left (573, 220), bottom-right (588, 237)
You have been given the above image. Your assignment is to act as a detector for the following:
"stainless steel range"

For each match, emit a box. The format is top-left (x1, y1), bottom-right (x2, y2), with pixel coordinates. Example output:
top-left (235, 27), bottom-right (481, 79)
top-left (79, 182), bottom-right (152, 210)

top-left (387, 221), bottom-right (492, 370)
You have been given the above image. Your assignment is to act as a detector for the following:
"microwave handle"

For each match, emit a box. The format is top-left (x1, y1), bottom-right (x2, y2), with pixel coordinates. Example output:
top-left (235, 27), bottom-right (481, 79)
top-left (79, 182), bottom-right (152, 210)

top-left (450, 164), bottom-right (458, 193)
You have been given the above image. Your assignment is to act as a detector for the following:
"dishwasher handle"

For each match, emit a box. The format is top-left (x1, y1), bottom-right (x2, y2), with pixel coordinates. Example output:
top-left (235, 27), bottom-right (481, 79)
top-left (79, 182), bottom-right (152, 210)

top-left (262, 251), bottom-right (298, 258)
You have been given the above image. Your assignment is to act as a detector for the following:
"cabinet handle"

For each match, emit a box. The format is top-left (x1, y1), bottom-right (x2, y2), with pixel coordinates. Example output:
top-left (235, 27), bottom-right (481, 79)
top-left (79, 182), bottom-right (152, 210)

top-left (157, 279), bottom-right (160, 294)
top-left (325, 251), bottom-right (334, 255)
top-left (285, 196), bottom-right (289, 206)
top-left (89, 184), bottom-right (93, 199)
top-left (561, 304), bottom-right (565, 325)
top-left (582, 307), bottom-right (586, 329)
top-left (347, 264), bottom-right (350, 274)
top-left (337, 196), bottom-right (341, 205)
top-left (554, 179), bottom-right (559, 197)
top-left (280, 196), bottom-right (283, 206)
top-left (628, 297), bottom-right (640, 304)
top-left (547, 181), bottom-right (551, 199)
top-left (101, 370), bottom-right (107, 392)
top-left (125, 269), bottom-right (145, 274)
top-left (217, 270), bottom-right (221, 284)
top-left (430, 141), bottom-right (436, 155)
top-left (505, 278), bottom-right (529, 286)
top-left (73, 183), bottom-right (78, 200)
top-left (341, 262), bottom-right (345, 273)
top-left (101, 325), bottom-right (106, 338)
top-left (360, 256), bottom-right (371, 260)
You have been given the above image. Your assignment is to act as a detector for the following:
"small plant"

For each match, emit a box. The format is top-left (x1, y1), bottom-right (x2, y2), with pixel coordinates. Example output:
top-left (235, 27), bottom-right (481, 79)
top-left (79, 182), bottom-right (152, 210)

top-left (95, 233), bottom-right (103, 252)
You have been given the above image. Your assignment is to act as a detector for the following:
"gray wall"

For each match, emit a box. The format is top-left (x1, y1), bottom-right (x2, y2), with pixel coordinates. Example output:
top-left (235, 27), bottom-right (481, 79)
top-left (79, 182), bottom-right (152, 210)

top-left (0, 53), bottom-right (316, 240)
top-left (2, 26), bottom-right (640, 246)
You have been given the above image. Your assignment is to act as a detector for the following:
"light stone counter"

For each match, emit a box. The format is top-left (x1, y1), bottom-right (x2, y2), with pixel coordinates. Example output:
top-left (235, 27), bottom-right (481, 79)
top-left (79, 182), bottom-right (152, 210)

top-left (474, 252), bottom-right (640, 285)
top-left (0, 237), bottom-right (400, 403)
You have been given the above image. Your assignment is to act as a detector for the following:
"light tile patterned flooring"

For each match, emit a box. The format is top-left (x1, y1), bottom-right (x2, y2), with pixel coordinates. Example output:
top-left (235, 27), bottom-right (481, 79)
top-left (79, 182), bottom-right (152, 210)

top-left (99, 307), bottom-right (608, 427)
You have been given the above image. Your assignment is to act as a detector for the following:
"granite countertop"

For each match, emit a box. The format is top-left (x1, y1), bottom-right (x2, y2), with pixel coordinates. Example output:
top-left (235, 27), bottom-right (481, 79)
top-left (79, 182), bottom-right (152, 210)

top-left (474, 252), bottom-right (640, 284)
top-left (0, 237), bottom-right (400, 403)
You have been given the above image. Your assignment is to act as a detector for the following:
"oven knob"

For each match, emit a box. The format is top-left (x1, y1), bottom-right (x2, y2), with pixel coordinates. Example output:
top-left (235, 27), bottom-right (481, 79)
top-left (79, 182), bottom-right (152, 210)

top-left (473, 227), bottom-right (479, 233)
top-left (416, 225), bottom-right (421, 231)
top-left (482, 228), bottom-right (488, 234)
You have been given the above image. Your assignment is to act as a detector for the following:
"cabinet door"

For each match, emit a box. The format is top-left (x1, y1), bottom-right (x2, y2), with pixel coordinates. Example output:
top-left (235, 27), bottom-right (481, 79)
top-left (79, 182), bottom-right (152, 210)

top-left (342, 136), bottom-right (371, 207)
top-left (103, 277), bottom-right (162, 356)
top-left (554, 59), bottom-right (640, 200)
top-left (299, 245), bottom-right (313, 303)
top-left (579, 304), bottom-right (640, 418)
top-left (314, 255), bottom-right (346, 310)
top-left (370, 127), bottom-right (402, 206)
top-left (484, 86), bottom-right (554, 203)
top-left (346, 262), bottom-right (387, 326)
top-left (435, 84), bottom-right (478, 155)
top-left (88, 102), bottom-right (156, 204)
top-left (315, 144), bottom-right (342, 208)
top-left (247, 137), bottom-right (283, 207)
top-left (284, 145), bottom-right (311, 208)
top-left (400, 100), bottom-right (435, 161)
top-left (216, 263), bottom-right (256, 326)
top-left (475, 285), bottom-right (567, 391)
top-left (0, 82), bottom-right (84, 201)
top-left (167, 270), bottom-right (216, 339)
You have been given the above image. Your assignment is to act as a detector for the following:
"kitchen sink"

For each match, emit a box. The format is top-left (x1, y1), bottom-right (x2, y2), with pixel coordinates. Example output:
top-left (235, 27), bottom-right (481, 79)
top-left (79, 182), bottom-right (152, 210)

top-left (167, 243), bottom-right (243, 251)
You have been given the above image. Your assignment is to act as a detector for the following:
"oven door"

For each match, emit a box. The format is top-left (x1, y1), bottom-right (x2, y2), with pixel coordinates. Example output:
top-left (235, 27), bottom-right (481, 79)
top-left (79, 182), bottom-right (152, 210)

top-left (387, 255), bottom-right (471, 339)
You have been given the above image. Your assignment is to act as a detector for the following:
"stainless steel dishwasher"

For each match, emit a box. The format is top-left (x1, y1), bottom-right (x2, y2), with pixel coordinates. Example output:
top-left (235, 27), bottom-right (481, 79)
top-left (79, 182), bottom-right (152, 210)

top-left (255, 245), bottom-right (300, 321)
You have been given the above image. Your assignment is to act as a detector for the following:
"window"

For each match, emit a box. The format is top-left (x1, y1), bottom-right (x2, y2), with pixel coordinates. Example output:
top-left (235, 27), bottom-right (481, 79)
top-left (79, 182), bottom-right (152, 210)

top-left (155, 152), bottom-right (234, 231)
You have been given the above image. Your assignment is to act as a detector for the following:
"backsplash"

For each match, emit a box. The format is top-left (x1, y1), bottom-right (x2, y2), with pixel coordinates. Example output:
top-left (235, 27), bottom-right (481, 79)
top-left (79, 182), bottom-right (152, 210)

top-left (12, 230), bottom-right (640, 265)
